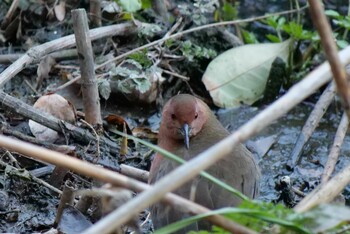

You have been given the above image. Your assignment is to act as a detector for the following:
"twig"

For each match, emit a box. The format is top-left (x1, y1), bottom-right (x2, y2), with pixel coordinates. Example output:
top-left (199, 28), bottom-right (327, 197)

top-left (154, 17), bottom-right (183, 57)
top-left (54, 64), bottom-right (79, 70)
top-left (162, 69), bottom-right (190, 81)
top-left (0, 209), bottom-right (20, 215)
top-left (321, 113), bottom-right (349, 183)
top-left (120, 164), bottom-right (149, 183)
top-left (54, 180), bottom-right (75, 226)
top-left (287, 82), bottom-right (336, 170)
top-left (140, 211), bottom-right (151, 227)
top-left (0, 134), bottom-right (255, 234)
top-left (53, 5), bottom-right (308, 92)
top-left (0, 48), bottom-right (105, 64)
top-left (81, 119), bottom-right (100, 160)
top-left (308, 0), bottom-right (350, 119)
top-left (72, 9), bottom-right (102, 126)
top-left (291, 187), bottom-right (306, 197)
top-left (31, 172), bottom-right (62, 194)
top-left (163, 17), bottom-right (183, 39)
top-left (82, 43), bottom-right (350, 234)
top-left (2, 150), bottom-right (20, 168)
top-left (23, 79), bottom-right (40, 95)
top-left (1, 0), bottom-right (19, 29)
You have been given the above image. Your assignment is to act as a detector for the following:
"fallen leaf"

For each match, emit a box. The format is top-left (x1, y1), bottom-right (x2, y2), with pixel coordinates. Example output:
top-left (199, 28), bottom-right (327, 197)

top-left (104, 114), bottom-right (132, 135)
top-left (29, 94), bottom-right (76, 143)
top-left (202, 39), bottom-right (291, 108)
top-left (54, 0), bottom-right (66, 21)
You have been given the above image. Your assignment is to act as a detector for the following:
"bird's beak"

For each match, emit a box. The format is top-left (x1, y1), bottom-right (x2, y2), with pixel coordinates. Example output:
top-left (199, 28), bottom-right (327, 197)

top-left (182, 123), bottom-right (190, 149)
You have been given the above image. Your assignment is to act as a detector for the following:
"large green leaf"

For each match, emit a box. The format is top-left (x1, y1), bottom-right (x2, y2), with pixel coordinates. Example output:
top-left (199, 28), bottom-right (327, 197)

top-left (119, 0), bottom-right (141, 12)
top-left (202, 39), bottom-right (291, 108)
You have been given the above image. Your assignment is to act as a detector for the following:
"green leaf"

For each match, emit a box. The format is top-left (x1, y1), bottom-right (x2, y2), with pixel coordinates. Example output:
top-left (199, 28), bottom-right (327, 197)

top-left (122, 12), bottom-right (133, 20)
top-left (154, 202), bottom-right (311, 234)
top-left (337, 39), bottom-right (349, 49)
top-left (277, 17), bottom-right (286, 29)
top-left (98, 79), bottom-right (111, 100)
top-left (263, 16), bottom-right (285, 33)
top-left (283, 22), bottom-right (303, 39)
top-left (202, 39), bottom-right (290, 108)
top-left (266, 34), bottom-right (281, 43)
top-left (242, 30), bottom-right (258, 44)
top-left (325, 9), bottom-right (341, 18)
top-left (127, 50), bottom-right (153, 68)
top-left (138, 23), bottom-right (163, 38)
top-left (222, 2), bottom-right (237, 21)
top-left (181, 40), bottom-right (217, 62)
top-left (265, 15), bottom-right (279, 29)
top-left (338, 17), bottom-right (350, 29)
top-left (133, 77), bottom-right (151, 93)
top-left (154, 198), bottom-right (350, 234)
top-left (141, 0), bottom-right (151, 9)
top-left (119, 0), bottom-right (141, 12)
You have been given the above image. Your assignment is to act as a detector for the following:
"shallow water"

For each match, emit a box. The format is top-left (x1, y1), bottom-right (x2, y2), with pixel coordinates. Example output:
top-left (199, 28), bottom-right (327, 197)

top-left (217, 101), bottom-right (349, 203)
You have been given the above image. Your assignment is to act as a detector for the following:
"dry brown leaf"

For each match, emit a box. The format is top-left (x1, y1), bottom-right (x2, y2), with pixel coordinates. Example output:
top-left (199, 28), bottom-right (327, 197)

top-left (54, 0), bottom-right (66, 21)
top-left (29, 94), bottom-right (76, 143)
top-left (104, 114), bottom-right (132, 135)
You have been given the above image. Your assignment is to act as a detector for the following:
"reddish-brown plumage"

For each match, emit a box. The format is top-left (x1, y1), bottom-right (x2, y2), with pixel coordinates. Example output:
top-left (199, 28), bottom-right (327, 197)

top-left (149, 94), bottom-right (260, 232)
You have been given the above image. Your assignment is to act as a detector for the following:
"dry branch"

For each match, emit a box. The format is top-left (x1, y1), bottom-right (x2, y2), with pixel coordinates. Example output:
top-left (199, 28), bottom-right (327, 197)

top-left (287, 82), bottom-right (336, 169)
top-left (1, 0), bottom-right (19, 29)
top-left (321, 113), bottom-right (348, 183)
top-left (308, 0), bottom-right (350, 118)
top-left (72, 9), bottom-right (102, 126)
top-left (54, 181), bottom-right (75, 226)
top-left (120, 164), bottom-right (149, 183)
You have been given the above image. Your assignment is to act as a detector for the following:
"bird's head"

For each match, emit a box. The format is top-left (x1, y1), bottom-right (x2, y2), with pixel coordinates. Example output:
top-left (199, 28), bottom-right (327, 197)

top-left (161, 94), bottom-right (209, 149)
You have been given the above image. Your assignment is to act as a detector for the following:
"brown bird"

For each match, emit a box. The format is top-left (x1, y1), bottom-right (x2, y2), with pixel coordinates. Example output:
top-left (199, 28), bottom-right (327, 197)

top-left (149, 94), bottom-right (260, 232)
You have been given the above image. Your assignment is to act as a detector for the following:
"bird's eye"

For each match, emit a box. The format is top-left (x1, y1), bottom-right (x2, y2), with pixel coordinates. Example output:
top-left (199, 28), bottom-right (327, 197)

top-left (171, 114), bottom-right (176, 120)
top-left (195, 113), bottom-right (198, 119)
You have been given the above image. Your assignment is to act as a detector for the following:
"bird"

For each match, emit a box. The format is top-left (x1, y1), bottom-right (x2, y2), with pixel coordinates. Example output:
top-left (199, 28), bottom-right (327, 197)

top-left (149, 94), bottom-right (260, 232)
